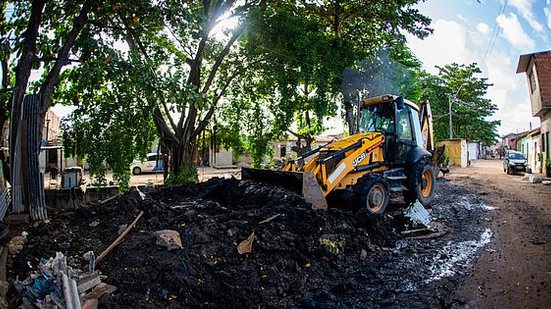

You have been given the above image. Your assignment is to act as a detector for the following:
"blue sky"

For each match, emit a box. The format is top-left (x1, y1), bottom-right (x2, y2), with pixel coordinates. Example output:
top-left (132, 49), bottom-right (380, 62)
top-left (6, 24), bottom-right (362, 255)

top-left (406, 0), bottom-right (551, 136)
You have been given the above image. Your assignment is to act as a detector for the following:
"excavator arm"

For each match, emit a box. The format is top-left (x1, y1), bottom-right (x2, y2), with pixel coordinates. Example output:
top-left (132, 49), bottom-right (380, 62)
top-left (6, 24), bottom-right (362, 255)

top-left (419, 100), bottom-right (434, 152)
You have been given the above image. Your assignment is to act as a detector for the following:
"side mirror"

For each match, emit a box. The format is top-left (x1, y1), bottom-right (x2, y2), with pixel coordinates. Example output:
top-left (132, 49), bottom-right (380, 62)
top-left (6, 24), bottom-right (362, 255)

top-left (396, 96), bottom-right (405, 109)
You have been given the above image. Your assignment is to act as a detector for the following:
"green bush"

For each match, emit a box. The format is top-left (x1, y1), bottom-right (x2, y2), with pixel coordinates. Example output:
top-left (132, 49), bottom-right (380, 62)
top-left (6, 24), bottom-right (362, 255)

top-left (165, 166), bottom-right (198, 186)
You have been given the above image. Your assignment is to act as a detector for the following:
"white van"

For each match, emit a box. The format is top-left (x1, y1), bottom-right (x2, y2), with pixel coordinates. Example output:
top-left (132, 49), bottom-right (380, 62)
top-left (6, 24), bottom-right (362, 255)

top-left (131, 153), bottom-right (164, 175)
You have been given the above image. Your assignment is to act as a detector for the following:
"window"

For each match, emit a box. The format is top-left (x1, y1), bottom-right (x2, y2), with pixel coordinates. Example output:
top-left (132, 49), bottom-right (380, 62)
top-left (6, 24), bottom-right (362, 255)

top-left (147, 154), bottom-right (159, 162)
top-left (280, 145), bottom-right (286, 158)
top-left (359, 104), bottom-right (395, 134)
top-left (529, 68), bottom-right (537, 94)
top-left (396, 106), bottom-right (413, 141)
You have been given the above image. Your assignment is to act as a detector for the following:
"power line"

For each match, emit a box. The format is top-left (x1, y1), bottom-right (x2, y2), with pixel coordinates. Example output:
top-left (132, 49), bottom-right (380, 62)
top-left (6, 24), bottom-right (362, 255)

top-left (484, 0), bottom-right (508, 62)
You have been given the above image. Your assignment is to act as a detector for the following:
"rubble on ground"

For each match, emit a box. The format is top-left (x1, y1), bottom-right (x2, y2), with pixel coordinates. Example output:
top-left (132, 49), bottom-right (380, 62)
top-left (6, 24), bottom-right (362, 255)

top-left (8, 177), bottom-right (494, 308)
top-left (10, 178), bottom-right (399, 307)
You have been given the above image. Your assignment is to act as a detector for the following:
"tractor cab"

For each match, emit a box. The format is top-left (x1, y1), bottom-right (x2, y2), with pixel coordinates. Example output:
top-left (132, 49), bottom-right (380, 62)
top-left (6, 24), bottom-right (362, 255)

top-left (358, 95), bottom-right (430, 163)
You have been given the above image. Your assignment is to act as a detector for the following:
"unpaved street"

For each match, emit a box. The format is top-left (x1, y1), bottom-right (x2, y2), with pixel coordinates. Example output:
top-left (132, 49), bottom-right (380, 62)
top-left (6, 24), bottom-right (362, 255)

top-left (452, 160), bottom-right (551, 308)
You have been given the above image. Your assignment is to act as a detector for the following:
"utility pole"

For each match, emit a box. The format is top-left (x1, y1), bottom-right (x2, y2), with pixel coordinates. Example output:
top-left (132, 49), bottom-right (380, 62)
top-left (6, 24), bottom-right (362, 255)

top-left (448, 83), bottom-right (467, 139)
top-left (448, 95), bottom-right (452, 139)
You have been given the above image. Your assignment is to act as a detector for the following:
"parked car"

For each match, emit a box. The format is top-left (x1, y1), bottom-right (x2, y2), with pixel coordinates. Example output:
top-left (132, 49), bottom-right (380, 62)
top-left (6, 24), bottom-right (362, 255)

top-left (503, 150), bottom-right (527, 174)
top-left (131, 153), bottom-right (165, 175)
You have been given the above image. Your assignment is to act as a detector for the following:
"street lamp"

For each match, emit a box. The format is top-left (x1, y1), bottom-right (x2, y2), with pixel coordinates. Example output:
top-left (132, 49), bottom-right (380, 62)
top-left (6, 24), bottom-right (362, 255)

top-left (448, 83), bottom-right (467, 139)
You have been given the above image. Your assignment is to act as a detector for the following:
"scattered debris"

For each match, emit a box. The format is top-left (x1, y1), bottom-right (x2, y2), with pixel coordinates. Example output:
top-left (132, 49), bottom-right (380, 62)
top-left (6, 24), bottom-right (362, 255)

top-left (14, 252), bottom-right (114, 308)
top-left (7, 233), bottom-right (27, 255)
top-left (237, 232), bottom-right (255, 255)
top-left (154, 230), bottom-right (183, 250)
top-left (96, 211), bottom-right (144, 265)
top-left (258, 214), bottom-right (282, 224)
top-left (403, 201), bottom-right (432, 227)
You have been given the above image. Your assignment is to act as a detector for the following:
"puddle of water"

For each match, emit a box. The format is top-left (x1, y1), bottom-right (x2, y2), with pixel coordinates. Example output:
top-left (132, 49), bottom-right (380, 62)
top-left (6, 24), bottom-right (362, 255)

top-left (425, 228), bottom-right (492, 283)
top-left (457, 196), bottom-right (497, 211)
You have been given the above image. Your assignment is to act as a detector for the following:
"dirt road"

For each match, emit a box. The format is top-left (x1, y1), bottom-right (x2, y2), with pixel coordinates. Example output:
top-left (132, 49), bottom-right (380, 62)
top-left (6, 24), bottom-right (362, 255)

top-left (452, 159), bottom-right (551, 308)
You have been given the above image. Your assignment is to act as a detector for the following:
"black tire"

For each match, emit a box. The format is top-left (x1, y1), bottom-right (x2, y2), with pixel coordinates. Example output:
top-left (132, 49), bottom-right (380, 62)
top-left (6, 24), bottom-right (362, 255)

top-left (506, 166), bottom-right (510, 175)
top-left (404, 160), bottom-right (436, 207)
top-left (132, 167), bottom-right (142, 175)
top-left (356, 175), bottom-right (390, 216)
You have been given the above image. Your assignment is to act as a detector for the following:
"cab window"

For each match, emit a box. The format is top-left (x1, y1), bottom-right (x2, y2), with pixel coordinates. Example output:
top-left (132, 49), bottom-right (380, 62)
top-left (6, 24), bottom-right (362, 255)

top-left (396, 106), bottom-right (413, 141)
top-left (359, 104), bottom-right (395, 134)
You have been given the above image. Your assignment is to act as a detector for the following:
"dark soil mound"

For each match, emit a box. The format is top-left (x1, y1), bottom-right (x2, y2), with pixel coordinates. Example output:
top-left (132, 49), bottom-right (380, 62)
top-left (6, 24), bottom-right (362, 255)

top-left (12, 178), bottom-right (399, 308)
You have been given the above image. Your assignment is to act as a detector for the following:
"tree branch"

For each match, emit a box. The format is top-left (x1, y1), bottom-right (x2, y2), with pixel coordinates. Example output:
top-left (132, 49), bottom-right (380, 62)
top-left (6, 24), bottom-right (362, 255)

top-left (201, 22), bottom-right (244, 94)
top-left (40, 0), bottom-right (96, 115)
top-left (193, 68), bottom-right (239, 137)
top-left (153, 107), bottom-right (178, 143)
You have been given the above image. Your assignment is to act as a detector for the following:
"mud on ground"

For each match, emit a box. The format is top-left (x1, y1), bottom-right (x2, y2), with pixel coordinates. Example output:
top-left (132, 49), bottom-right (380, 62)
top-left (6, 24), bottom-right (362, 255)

top-left (10, 177), bottom-right (494, 308)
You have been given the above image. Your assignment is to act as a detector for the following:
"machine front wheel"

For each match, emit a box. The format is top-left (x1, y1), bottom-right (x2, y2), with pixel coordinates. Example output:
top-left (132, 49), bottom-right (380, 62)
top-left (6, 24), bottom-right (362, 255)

top-left (357, 176), bottom-right (389, 216)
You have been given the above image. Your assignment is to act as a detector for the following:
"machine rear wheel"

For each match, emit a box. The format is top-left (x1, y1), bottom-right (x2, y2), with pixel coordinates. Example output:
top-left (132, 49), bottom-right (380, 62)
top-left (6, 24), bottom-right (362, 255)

top-left (132, 167), bottom-right (142, 175)
top-left (357, 176), bottom-right (389, 216)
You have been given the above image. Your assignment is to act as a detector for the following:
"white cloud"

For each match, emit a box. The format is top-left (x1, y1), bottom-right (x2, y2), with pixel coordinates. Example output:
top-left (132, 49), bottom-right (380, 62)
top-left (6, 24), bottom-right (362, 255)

top-left (485, 53), bottom-right (518, 91)
top-left (405, 19), bottom-right (477, 74)
top-left (545, 5), bottom-right (551, 30)
top-left (484, 52), bottom-right (536, 135)
top-left (476, 22), bottom-right (491, 34)
top-left (457, 14), bottom-right (469, 23)
top-left (496, 13), bottom-right (535, 51)
top-left (406, 18), bottom-right (537, 136)
top-left (509, 0), bottom-right (544, 32)
top-left (512, 0), bottom-right (544, 32)
top-left (470, 22), bottom-right (492, 46)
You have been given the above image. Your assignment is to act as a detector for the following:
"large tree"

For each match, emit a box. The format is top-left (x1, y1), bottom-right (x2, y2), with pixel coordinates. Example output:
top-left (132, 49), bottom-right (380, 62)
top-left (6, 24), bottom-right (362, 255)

top-left (420, 63), bottom-right (499, 145)
top-left (221, 1), bottom-right (431, 158)
top-left (62, 0), bottom-right (267, 185)
top-left (298, 0), bottom-right (432, 133)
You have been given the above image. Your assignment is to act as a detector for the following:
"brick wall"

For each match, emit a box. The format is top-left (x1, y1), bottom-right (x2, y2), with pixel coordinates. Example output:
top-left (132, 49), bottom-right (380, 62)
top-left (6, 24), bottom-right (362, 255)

top-left (535, 52), bottom-right (551, 109)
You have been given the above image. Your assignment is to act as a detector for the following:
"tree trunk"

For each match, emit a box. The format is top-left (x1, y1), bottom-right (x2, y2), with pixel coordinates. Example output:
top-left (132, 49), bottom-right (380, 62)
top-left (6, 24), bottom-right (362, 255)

top-left (344, 102), bottom-right (355, 134)
top-left (168, 136), bottom-right (196, 178)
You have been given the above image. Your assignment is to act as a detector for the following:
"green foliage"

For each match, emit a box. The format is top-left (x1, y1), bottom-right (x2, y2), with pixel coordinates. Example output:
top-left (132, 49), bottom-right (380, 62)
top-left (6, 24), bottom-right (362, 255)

top-left (60, 54), bottom-right (158, 191)
top-left (223, 69), bottom-right (274, 168)
top-left (165, 166), bottom-right (198, 186)
top-left (419, 63), bottom-right (499, 146)
top-left (241, 7), bottom-right (342, 143)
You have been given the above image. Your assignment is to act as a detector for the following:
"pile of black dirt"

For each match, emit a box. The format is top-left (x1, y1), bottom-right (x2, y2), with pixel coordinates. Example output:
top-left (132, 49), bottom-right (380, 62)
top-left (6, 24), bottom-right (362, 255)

top-left (11, 178), bottom-right (400, 308)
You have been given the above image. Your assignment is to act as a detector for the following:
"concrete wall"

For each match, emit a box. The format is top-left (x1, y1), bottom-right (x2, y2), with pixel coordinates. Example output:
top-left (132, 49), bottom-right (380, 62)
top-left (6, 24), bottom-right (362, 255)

top-left (436, 139), bottom-right (468, 167)
top-left (45, 185), bottom-right (161, 209)
top-left (45, 186), bottom-right (119, 209)
top-left (215, 151), bottom-right (233, 167)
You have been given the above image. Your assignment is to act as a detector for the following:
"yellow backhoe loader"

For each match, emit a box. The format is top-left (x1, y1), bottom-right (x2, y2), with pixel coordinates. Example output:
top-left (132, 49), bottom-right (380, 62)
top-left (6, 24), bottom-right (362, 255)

top-left (242, 94), bottom-right (436, 215)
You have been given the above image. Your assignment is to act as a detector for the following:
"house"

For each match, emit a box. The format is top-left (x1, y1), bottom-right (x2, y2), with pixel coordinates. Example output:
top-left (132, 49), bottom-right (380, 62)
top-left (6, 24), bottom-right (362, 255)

top-left (501, 132), bottom-right (517, 151)
top-left (42, 108), bottom-right (61, 144)
top-left (517, 50), bottom-right (551, 169)
top-left (519, 127), bottom-right (541, 173)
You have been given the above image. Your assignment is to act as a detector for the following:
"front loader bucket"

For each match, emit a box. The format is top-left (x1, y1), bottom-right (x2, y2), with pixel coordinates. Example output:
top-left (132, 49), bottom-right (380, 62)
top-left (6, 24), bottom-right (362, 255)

top-left (241, 167), bottom-right (328, 210)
